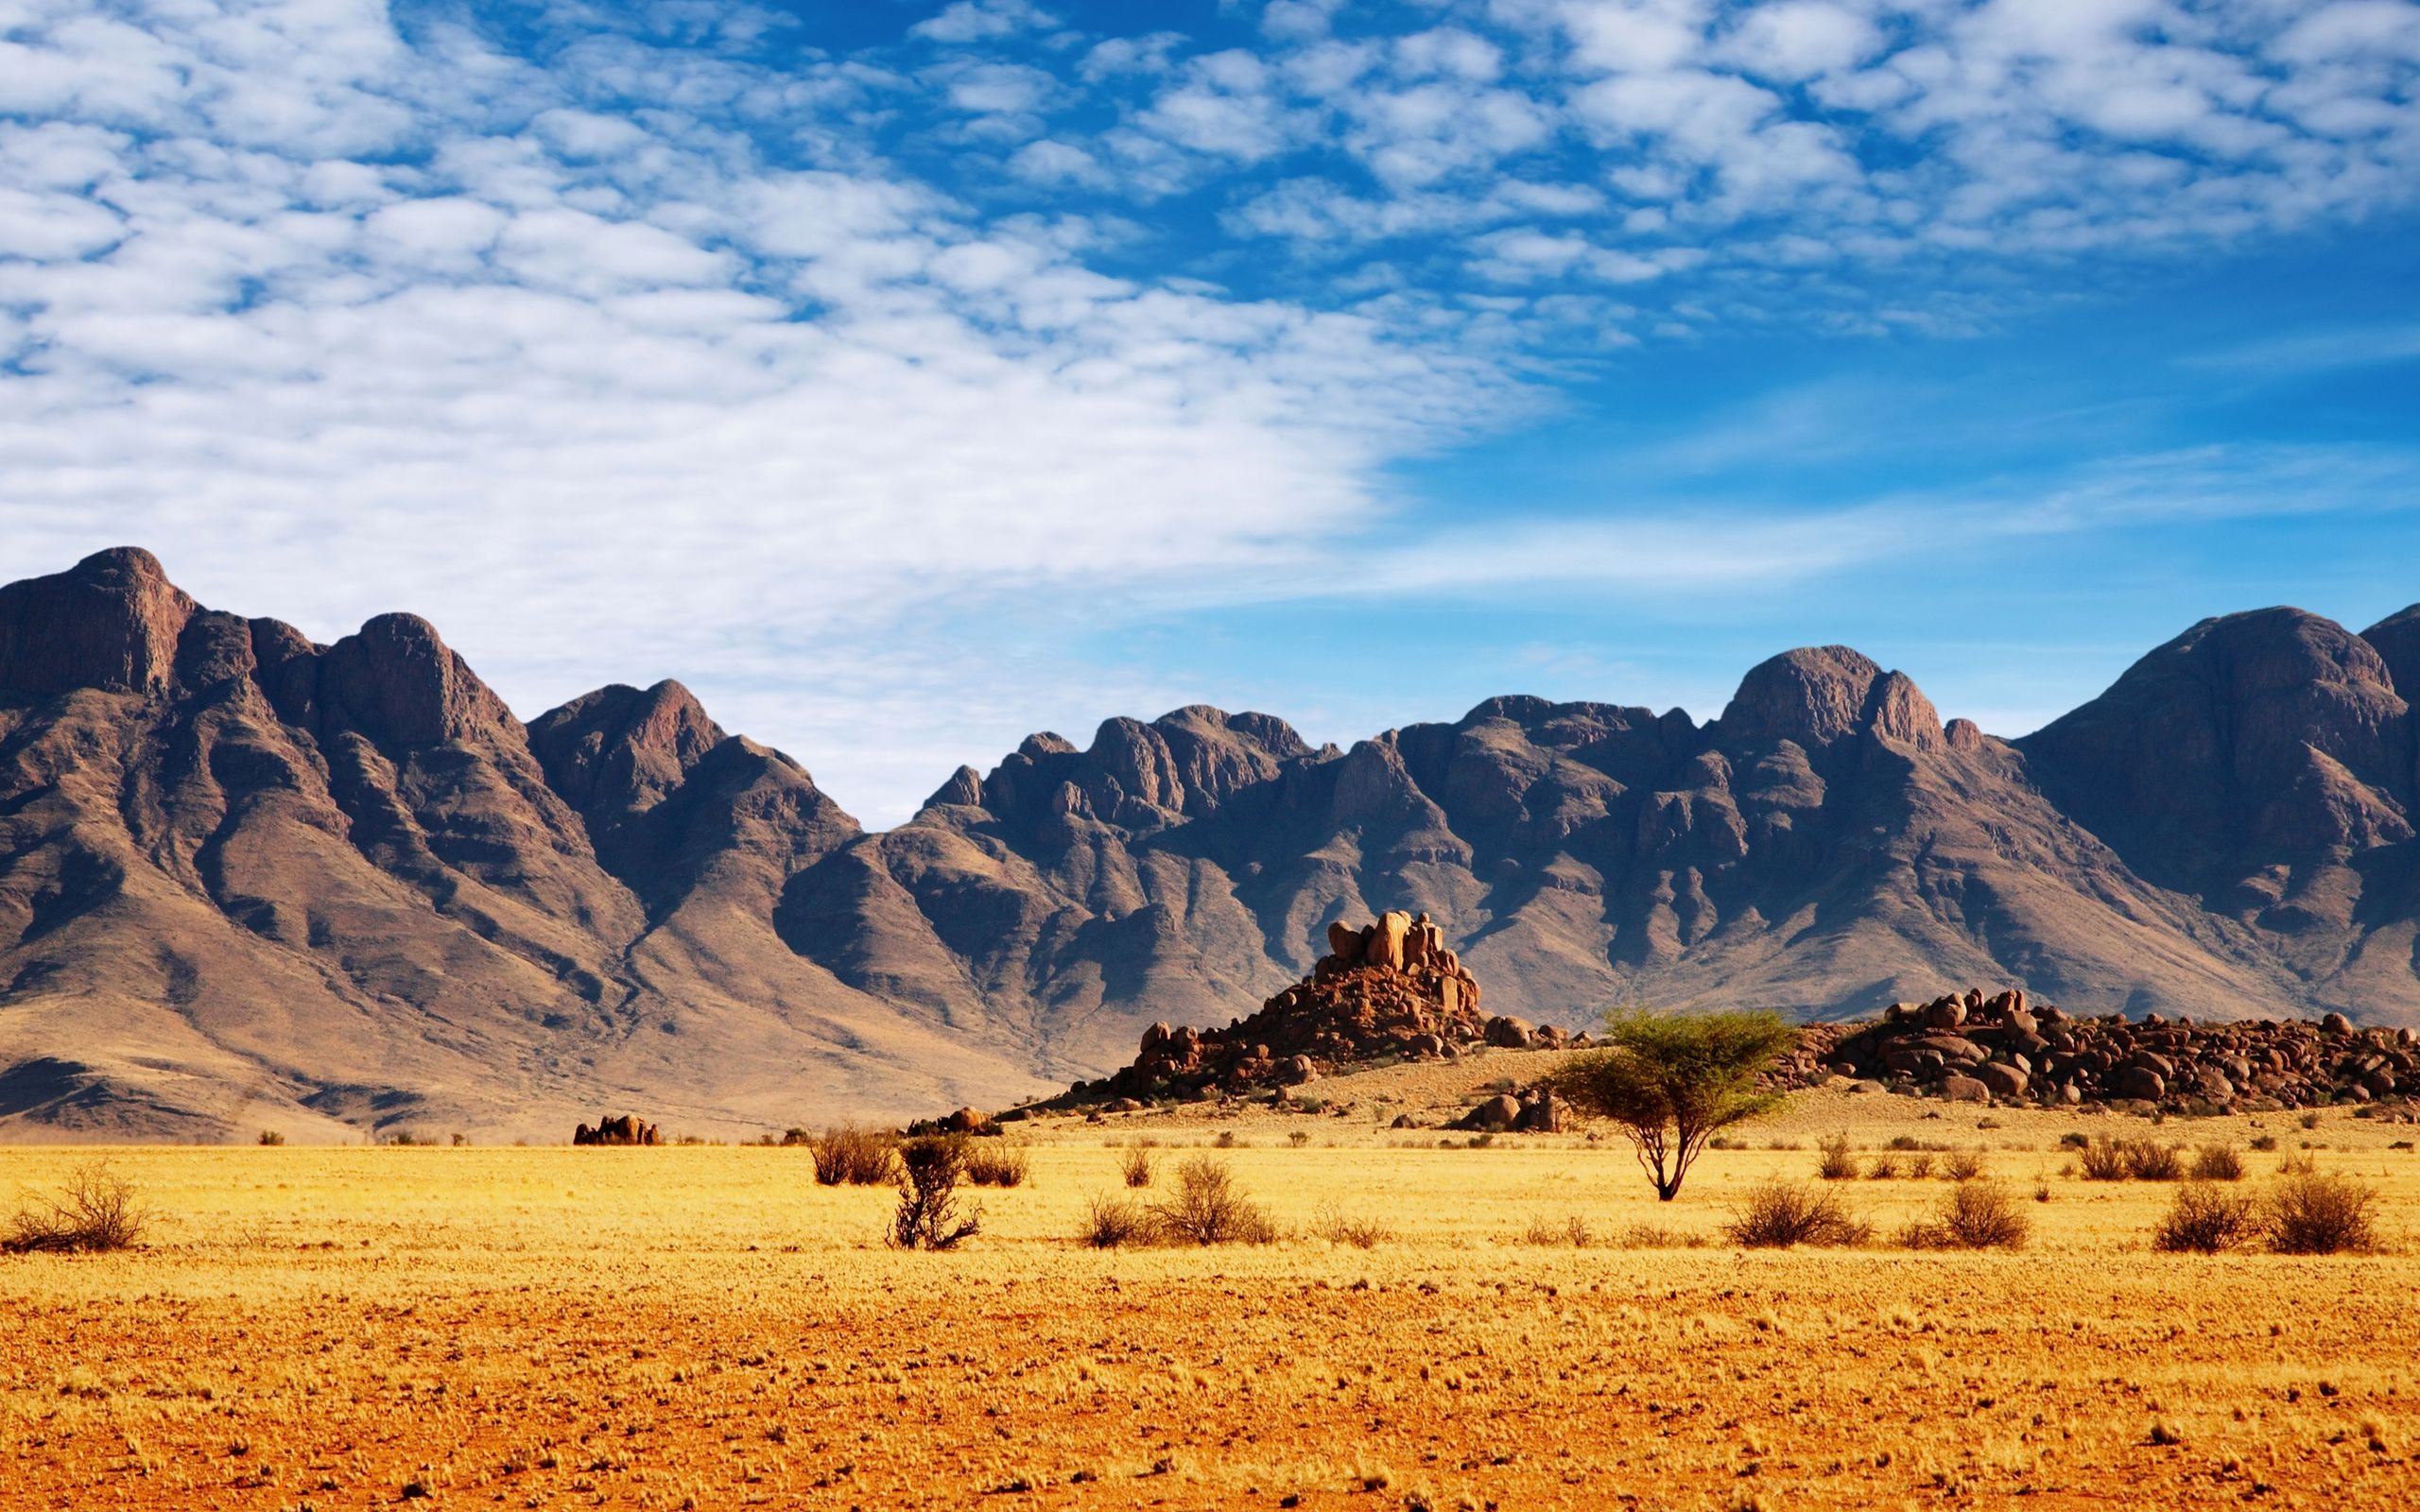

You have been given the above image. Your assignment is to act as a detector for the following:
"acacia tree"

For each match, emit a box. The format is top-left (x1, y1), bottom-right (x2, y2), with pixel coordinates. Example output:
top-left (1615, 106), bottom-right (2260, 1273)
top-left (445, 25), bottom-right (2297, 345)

top-left (1547, 1008), bottom-right (1794, 1201)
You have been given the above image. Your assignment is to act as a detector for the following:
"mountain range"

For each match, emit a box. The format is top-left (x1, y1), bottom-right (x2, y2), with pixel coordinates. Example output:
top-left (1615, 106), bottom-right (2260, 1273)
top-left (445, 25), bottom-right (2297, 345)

top-left (5, 546), bottom-right (2419, 1142)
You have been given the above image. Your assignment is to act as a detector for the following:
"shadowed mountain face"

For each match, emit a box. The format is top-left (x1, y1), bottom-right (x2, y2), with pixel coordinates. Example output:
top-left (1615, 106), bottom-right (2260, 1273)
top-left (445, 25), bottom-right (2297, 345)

top-left (5, 548), bottom-right (2420, 1141)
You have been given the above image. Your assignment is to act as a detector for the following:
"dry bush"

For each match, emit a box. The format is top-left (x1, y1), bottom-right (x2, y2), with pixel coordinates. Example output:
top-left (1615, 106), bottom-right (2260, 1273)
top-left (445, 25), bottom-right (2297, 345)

top-left (808, 1125), bottom-right (898, 1187)
top-left (2125, 1141), bottom-right (2185, 1181)
top-left (1905, 1152), bottom-right (1935, 1179)
top-left (2262, 1172), bottom-right (2378, 1255)
top-left (1616, 1222), bottom-right (1709, 1249)
top-left (1815, 1132), bottom-right (1858, 1180)
top-left (1942, 1148), bottom-right (1984, 1182)
top-left (1150, 1156), bottom-right (1276, 1246)
top-left (1314, 1204), bottom-right (1393, 1249)
top-left (1119, 1145), bottom-right (1154, 1189)
top-left (2079, 1136), bottom-right (2131, 1180)
top-left (888, 1137), bottom-right (981, 1251)
top-left (2276, 1150), bottom-right (2318, 1177)
top-left (2190, 1144), bottom-right (2245, 1181)
top-left (962, 1143), bottom-right (1029, 1188)
top-left (3, 1164), bottom-right (147, 1255)
top-left (2248, 1133), bottom-right (2277, 1151)
top-left (1896, 1181), bottom-right (2029, 1250)
top-left (256, 1130), bottom-right (285, 1147)
top-left (1517, 1214), bottom-right (1593, 1247)
top-left (1722, 1180), bottom-right (1870, 1248)
top-left (2152, 1181), bottom-right (2260, 1253)
top-left (1079, 1194), bottom-right (1152, 1249)
top-left (1865, 1154), bottom-right (1898, 1179)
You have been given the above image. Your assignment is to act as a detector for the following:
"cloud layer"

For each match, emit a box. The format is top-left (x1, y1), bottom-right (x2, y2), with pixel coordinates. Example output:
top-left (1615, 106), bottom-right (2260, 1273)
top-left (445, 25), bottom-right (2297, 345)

top-left (2, 0), bottom-right (2416, 821)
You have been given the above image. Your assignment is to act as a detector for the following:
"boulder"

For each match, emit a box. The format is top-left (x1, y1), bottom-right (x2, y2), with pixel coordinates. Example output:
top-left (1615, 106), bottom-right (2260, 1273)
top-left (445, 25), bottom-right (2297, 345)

top-left (1484, 1015), bottom-right (1534, 1049)
top-left (1456, 1094), bottom-right (1521, 1132)
top-left (1366, 910), bottom-right (1413, 971)
top-left (2112, 1066), bottom-right (2166, 1101)
top-left (1939, 1074), bottom-right (1990, 1103)
top-left (1974, 1061), bottom-right (2029, 1099)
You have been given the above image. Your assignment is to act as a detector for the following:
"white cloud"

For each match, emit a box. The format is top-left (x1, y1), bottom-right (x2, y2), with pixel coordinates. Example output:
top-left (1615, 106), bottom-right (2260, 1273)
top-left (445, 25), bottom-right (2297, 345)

top-left (909, 0), bottom-right (1056, 45)
top-left (0, 0), bottom-right (1536, 827)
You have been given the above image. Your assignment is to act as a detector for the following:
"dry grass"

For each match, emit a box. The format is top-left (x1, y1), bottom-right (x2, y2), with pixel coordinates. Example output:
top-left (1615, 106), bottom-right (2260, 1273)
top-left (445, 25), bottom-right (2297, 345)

top-left (3, 1089), bottom-right (2418, 1508)
top-left (806, 1123), bottom-right (896, 1186)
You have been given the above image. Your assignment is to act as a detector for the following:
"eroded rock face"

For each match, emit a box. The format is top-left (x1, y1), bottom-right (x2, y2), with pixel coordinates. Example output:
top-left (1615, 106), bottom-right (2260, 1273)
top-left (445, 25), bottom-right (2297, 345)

top-left (0, 547), bottom-right (195, 696)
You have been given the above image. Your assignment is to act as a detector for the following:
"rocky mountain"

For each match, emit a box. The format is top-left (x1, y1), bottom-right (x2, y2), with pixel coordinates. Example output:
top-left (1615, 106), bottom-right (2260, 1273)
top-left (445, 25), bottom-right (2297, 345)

top-left (0, 549), bottom-right (1040, 1143)
top-left (5, 547), bottom-right (2420, 1141)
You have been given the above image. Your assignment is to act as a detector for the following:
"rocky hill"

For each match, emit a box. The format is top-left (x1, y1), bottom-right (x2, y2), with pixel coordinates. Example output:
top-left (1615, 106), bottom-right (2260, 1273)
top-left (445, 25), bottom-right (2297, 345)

top-left (8, 546), bottom-right (2420, 1141)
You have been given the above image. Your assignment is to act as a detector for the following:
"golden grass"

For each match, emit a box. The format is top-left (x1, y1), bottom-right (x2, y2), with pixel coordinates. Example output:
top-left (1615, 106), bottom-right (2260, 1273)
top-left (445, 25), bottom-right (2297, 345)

top-left (3, 1091), bottom-right (2418, 1507)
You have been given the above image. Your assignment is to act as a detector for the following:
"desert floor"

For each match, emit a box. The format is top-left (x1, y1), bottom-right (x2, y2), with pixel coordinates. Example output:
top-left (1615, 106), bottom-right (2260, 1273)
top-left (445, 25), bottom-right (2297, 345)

top-left (5, 1068), bottom-right (2419, 1510)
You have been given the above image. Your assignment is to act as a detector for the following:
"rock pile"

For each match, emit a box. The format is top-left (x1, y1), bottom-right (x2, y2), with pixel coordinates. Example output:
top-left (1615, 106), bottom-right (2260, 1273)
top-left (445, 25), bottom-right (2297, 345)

top-left (1452, 1087), bottom-right (1571, 1133)
top-left (573, 1113), bottom-right (661, 1145)
top-left (1813, 988), bottom-right (2420, 1112)
top-left (1070, 911), bottom-right (1572, 1103)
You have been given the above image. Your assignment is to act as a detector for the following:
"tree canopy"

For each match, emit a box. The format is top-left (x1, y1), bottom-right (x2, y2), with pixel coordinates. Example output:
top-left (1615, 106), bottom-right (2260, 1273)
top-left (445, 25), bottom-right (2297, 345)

top-left (1547, 1008), bottom-right (1795, 1201)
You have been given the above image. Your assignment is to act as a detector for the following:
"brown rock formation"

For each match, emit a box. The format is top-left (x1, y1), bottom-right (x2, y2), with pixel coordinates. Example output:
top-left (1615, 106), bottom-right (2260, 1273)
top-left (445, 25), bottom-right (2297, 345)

top-left (1804, 988), bottom-right (2418, 1115)
top-left (1068, 913), bottom-right (1515, 1102)
top-left (574, 1114), bottom-right (661, 1146)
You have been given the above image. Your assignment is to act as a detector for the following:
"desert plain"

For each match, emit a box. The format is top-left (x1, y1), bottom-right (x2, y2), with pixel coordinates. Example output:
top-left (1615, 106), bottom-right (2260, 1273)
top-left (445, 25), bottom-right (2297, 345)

top-left (5, 1059), bottom-right (2418, 1512)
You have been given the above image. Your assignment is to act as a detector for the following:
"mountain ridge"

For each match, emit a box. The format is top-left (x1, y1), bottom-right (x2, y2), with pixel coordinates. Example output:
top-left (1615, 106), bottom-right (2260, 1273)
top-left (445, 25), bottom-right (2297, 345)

top-left (5, 547), bottom-right (2419, 1142)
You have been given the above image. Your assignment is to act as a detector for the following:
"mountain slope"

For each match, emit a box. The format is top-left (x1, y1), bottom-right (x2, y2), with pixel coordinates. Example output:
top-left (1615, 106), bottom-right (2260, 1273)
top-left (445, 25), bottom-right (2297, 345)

top-left (5, 547), bottom-right (2420, 1141)
top-left (0, 550), bottom-right (1045, 1142)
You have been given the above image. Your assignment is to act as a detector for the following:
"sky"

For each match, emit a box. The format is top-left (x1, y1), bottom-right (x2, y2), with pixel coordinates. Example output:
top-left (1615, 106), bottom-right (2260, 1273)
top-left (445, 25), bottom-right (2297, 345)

top-left (3, 0), bottom-right (2418, 826)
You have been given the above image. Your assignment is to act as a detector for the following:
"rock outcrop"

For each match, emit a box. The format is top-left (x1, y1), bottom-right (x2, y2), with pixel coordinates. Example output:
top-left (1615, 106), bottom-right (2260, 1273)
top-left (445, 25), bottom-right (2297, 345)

top-left (1808, 988), bottom-right (2419, 1114)
top-left (574, 1114), bottom-right (662, 1146)
top-left (1067, 913), bottom-right (1562, 1103)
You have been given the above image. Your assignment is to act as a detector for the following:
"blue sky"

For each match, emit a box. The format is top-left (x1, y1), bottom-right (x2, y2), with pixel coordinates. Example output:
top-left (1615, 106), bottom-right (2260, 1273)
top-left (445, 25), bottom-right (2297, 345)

top-left (4, 0), bottom-right (2418, 823)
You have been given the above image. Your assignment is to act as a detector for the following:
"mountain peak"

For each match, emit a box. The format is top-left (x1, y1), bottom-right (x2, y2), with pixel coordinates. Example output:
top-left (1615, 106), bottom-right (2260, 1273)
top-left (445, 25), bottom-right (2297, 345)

top-left (0, 543), bottom-right (196, 696)
top-left (1718, 645), bottom-right (1885, 747)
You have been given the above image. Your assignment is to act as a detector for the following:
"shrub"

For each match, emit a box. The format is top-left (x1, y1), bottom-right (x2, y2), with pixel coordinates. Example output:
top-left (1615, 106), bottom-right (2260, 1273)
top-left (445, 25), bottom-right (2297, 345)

top-left (2152, 1182), bottom-right (2260, 1253)
top-left (2298, 1111), bottom-right (2322, 1130)
top-left (888, 1137), bottom-right (981, 1250)
top-left (1150, 1156), bottom-right (1276, 1246)
top-left (1815, 1132), bottom-right (1858, 1180)
top-left (2124, 1141), bottom-right (2184, 1181)
top-left (1314, 1204), bottom-right (1392, 1249)
top-left (2058, 1131), bottom-right (2091, 1150)
top-left (1288, 1130), bottom-right (1310, 1148)
top-left (1079, 1193), bottom-right (1152, 1248)
top-left (1213, 1130), bottom-right (1237, 1149)
top-left (809, 1125), bottom-right (898, 1186)
top-left (1119, 1145), bottom-right (1154, 1188)
top-left (1896, 1181), bottom-right (2029, 1250)
top-left (2276, 1150), bottom-right (2318, 1176)
top-left (2189, 1144), bottom-right (2245, 1181)
top-left (1942, 1148), bottom-right (1984, 1182)
top-left (256, 1130), bottom-right (285, 1147)
top-left (1517, 1214), bottom-right (1592, 1247)
top-left (1865, 1155), bottom-right (1898, 1180)
top-left (1722, 1180), bottom-right (1870, 1248)
top-left (2, 1164), bottom-right (147, 1255)
top-left (2262, 1172), bottom-right (2377, 1255)
top-left (962, 1143), bottom-right (1029, 1188)
top-left (1905, 1152), bottom-right (1935, 1179)
top-left (2248, 1133), bottom-right (2277, 1151)
top-left (2079, 1136), bottom-right (2131, 1181)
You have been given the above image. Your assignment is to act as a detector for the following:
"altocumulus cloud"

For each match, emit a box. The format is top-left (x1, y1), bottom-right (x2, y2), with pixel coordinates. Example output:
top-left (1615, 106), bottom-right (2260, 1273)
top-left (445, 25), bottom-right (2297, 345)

top-left (1, 0), bottom-right (2415, 821)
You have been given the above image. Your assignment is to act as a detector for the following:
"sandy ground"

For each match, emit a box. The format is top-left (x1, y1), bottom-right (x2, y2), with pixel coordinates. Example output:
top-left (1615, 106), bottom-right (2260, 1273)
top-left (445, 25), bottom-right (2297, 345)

top-left (4, 1066), bottom-right (2418, 1509)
